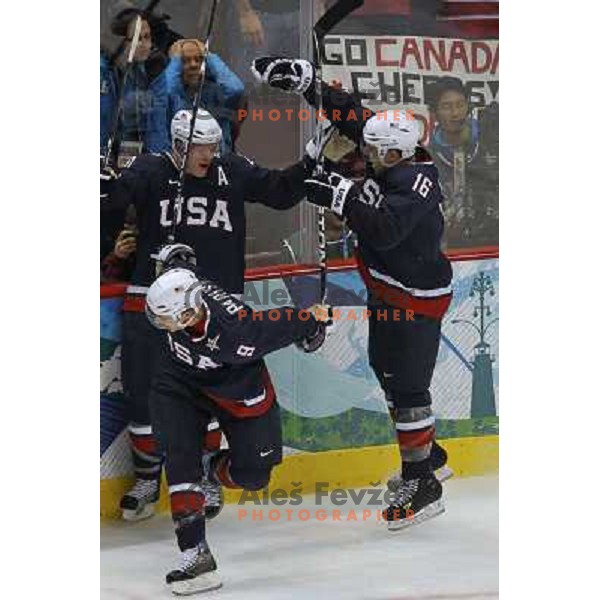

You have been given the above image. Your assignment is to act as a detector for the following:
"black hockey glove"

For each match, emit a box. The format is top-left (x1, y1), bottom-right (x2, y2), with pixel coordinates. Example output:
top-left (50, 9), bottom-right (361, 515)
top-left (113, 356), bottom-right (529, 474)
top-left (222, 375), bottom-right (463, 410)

top-left (296, 305), bottom-right (333, 353)
top-left (153, 243), bottom-right (197, 277)
top-left (305, 172), bottom-right (359, 218)
top-left (251, 57), bottom-right (315, 93)
top-left (297, 321), bottom-right (328, 353)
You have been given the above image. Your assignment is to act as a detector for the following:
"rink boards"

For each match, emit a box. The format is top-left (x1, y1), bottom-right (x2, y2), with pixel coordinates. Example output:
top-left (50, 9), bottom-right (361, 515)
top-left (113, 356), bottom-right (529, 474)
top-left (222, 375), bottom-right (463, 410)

top-left (100, 256), bottom-right (499, 518)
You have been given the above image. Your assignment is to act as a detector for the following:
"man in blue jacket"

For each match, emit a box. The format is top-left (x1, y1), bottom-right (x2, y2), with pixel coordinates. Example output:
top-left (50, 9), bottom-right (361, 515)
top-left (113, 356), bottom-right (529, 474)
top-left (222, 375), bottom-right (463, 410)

top-left (165, 39), bottom-right (245, 155)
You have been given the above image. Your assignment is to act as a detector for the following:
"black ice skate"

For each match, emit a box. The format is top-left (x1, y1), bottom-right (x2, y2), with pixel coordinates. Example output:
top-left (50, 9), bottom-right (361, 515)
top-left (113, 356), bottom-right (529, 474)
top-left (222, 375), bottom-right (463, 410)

top-left (384, 475), bottom-right (444, 531)
top-left (430, 441), bottom-right (454, 483)
top-left (201, 477), bottom-right (224, 521)
top-left (387, 441), bottom-right (453, 495)
top-left (119, 478), bottom-right (160, 522)
top-left (166, 544), bottom-right (222, 596)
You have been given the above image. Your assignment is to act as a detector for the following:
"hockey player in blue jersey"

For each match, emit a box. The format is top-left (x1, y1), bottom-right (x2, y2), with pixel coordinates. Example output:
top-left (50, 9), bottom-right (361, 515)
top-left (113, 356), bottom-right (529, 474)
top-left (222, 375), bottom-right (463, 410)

top-left (101, 108), bottom-right (315, 523)
top-left (144, 244), bottom-right (329, 594)
top-left (253, 57), bottom-right (454, 531)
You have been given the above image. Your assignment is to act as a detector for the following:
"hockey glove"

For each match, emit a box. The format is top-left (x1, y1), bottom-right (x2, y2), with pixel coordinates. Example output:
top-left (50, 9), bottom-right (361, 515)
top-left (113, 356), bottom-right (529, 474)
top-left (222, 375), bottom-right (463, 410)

top-left (296, 305), bottom-right (332, 353)
top-left (100, 157), bottom-right (119, 199)
top-left (153, 243), bottom-right (197, 277)
top-left (251, 57), bottom-right (315, 94)
top-left (305, 172), bottom-right (358, 218)
top-left (298, 321), bottom-right (327, 353)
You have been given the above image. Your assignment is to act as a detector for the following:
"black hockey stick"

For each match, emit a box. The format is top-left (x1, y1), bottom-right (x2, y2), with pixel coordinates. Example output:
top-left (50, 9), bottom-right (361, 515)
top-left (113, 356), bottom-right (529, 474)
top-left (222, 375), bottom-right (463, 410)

top-left (312, 0), bottom-right (364, 302)
top-left (168, 0), bottom-right (220, 244)
top-left (103, 14), bottom-right (143, 170)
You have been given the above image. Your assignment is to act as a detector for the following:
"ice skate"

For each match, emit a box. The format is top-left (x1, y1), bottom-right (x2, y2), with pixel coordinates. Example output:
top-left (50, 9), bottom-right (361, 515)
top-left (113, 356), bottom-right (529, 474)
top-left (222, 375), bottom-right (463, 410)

top-left (384, 475), bottom-right (445, 531)
top-left (120, 478), bottom-right (160, 522)
top-left (201, 477), bottom-right (224, 521)
top-left (387, 441), bottom-right (453, 495)
top-left (166, 544), bottom-right (222, 596)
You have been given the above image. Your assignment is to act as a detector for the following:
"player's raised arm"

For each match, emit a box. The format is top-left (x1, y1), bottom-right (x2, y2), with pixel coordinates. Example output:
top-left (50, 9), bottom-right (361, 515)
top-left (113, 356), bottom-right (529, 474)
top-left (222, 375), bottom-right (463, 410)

top-left (234, 153), bottom-right (313, 210)
top-left (252, 57), bottom-right (367, 145)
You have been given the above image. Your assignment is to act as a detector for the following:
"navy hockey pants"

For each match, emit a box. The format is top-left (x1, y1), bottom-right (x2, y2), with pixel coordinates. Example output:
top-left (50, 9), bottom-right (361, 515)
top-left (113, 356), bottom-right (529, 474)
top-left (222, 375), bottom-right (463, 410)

top-left (367, 303), bottom-right (442, 407)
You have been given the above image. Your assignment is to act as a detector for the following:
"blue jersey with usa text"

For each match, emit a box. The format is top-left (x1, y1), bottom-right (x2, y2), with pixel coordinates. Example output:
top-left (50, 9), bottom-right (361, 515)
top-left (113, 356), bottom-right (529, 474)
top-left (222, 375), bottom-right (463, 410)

top-left (308, 83), bottom-right (453, 318)
top-left (155, 273), bottom-right (318, 414)
top-left (101, 152), bottom-right (309, 293)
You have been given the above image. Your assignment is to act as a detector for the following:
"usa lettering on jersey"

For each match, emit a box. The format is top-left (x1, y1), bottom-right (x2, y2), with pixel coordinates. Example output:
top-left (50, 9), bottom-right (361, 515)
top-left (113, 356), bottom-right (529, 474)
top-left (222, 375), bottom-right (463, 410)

top-left (167, 334), bottom-right (222, 370)
top-left (159, 197), bottom-right (233, 231)
top-left (360, 179), bottom-right (384, 209)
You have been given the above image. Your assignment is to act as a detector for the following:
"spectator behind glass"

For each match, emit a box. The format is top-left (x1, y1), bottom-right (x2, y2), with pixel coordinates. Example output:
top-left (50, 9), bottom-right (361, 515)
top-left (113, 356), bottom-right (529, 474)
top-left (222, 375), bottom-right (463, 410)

top-left (100, 8), bottom-right (170, 166)
top-left (230, 0), bottom-right (300, 86)
top-left (427, 77), bottom-right (499, 248)
top-left (165, 39), bottom-right (245, 155)
top-left (101, 220), bottom-right (138, 283)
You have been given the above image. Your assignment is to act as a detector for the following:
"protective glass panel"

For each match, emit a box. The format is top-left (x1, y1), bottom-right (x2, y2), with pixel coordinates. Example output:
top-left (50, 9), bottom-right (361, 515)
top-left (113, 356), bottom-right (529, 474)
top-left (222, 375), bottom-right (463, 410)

top-left (318, 0), bottom-right (499, 251)
top-left (100, 0), bottom-right (310, 281)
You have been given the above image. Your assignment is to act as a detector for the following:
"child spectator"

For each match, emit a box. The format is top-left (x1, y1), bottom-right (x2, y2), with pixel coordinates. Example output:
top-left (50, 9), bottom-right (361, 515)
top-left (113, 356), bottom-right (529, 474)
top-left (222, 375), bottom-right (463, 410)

top-left (427, 77), bottom-right (498, 248)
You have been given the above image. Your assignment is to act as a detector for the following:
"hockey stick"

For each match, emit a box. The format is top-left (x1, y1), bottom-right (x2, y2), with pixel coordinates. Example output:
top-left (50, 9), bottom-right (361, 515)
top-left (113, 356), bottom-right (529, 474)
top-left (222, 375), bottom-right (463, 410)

top-left (312, 0), bottom-right (364, 302)
top-left (167, 0), bottom-right (220, 244)
top-left (103, 14), bottom-right (143, 170)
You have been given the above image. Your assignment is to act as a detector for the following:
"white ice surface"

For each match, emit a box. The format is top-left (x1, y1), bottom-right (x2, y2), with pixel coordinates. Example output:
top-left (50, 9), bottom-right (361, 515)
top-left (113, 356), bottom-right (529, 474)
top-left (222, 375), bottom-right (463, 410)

top-left (101, 475), bottom-right (498, 600)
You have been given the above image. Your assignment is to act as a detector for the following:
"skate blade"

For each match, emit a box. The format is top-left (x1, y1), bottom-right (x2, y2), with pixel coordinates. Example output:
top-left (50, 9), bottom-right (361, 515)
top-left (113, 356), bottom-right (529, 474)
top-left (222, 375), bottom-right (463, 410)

top-left (170, 572), bottom-right (223, 596)
top-left (205, 504), bottom-right (224, 522)
top-left (121, 502), bottom-right (156, 522)
top-left (386, 499), bottom-right (445, 532)
top-left (205, 490), bottom-right (225, 522)
top-left (435, 465), bottom-right (454, 483)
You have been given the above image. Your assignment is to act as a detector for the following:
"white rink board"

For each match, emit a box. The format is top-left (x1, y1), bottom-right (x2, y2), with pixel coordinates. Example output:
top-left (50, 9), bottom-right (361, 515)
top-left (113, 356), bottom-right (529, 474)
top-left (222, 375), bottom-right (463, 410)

top-left (101, 476), bottom-right (498, 600)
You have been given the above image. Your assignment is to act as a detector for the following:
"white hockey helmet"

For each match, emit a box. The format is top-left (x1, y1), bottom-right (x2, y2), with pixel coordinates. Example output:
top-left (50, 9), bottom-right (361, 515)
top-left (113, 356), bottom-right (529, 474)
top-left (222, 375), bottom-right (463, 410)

top-left (145, 268), bottom-right (204, 331)
top-left (171, 108), bottom-right (222, 149)
top-left (363, 110), bottom-right (421, 161)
